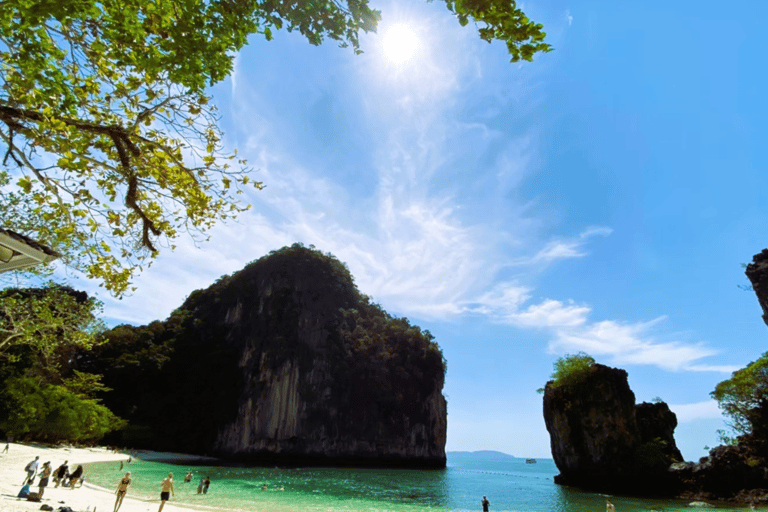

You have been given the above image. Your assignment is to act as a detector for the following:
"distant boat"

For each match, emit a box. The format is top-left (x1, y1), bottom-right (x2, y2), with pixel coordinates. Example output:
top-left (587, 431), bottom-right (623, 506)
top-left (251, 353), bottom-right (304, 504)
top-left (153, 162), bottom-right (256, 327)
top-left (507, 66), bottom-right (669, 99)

top-left (525, 458), bottom-right (537, 464)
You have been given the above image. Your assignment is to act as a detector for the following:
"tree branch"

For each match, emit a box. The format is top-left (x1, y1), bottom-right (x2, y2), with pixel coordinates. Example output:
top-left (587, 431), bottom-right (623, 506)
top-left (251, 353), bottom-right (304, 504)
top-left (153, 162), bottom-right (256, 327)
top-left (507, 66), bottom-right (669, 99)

top-left (0, 102), bottom-right (162, 252)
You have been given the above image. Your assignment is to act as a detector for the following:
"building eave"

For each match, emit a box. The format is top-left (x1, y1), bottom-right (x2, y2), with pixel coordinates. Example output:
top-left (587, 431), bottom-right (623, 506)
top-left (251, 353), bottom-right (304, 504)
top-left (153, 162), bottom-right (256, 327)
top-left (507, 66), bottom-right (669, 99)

top-left (0, 229), bottom-right (60, 273)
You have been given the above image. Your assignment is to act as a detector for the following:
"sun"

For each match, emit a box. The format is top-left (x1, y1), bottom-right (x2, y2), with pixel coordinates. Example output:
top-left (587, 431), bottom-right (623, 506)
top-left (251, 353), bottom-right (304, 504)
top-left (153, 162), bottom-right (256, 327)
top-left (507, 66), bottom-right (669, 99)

top-left (382, 24), bottom-right (419, 64)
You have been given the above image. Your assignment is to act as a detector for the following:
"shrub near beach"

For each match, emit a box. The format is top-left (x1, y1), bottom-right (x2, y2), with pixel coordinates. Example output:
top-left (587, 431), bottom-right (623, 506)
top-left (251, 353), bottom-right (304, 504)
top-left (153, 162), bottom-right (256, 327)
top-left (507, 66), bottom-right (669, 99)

top-left (0, 287), bottom-right (125, 444)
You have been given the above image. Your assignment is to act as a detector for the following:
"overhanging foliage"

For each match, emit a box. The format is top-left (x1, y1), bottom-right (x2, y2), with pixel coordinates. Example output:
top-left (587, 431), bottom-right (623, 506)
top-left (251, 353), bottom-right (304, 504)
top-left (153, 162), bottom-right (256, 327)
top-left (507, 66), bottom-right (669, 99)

top-left (0, 0), bottom-right (550, 296)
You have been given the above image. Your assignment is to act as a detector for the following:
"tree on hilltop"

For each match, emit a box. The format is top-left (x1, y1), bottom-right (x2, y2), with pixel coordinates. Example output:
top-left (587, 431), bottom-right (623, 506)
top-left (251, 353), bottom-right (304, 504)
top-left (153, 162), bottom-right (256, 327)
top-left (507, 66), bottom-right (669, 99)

top-left (538, 352), bottom-right (596, 392)
top-left (0, 0), bottom-right (550, 296)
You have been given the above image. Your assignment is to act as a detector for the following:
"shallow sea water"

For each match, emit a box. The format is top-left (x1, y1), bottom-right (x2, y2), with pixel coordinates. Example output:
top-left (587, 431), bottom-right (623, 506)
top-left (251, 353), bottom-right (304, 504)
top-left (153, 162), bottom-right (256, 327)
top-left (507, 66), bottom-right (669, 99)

top-left (83, 453), bottom-right (747, 512)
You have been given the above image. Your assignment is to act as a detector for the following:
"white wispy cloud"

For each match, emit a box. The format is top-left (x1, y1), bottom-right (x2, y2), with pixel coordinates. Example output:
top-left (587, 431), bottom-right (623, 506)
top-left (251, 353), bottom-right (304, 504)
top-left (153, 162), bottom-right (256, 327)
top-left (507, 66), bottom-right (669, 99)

top-left (579, 226), bottom-right (613, 239)
top-left (52, 2), bottom-right (729, 379)
top-left (551, 319), bottom-right (703, 369)
top-left (668, 400), bottom-right (723, 422)
top-left (510, 227), bottom-right (613, 266)
top-left (469, 280), bottom-right (728, 372)
top-left (534, 240), bottom-right (586, 262)
top-left (513, 299), bottom-right (592, 328)
top-left (546, 318), bottom-right (735, 372)
top-left (469, 283), bottom-right (591, 329)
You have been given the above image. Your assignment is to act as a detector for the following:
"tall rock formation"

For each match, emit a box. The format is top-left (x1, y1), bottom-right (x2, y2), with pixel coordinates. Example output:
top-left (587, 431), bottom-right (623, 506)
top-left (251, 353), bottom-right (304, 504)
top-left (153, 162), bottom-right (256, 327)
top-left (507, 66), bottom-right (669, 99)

top-left (543, 363), bottom-right (682, 493)
top-left (86, 244), bottom-right (447, 468)
top-left (636, 401), bottom-right (684, 463)
top-left (538, 251), bottom-right (768, 501)
top-left (746, 249), bottom-right (768, 329)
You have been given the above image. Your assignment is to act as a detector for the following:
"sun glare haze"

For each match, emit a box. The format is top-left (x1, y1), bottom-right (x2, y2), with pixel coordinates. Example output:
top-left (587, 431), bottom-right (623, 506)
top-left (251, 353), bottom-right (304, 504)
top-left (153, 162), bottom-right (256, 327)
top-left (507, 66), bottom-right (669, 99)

top-left (382, 23), bottom-right (419, 64)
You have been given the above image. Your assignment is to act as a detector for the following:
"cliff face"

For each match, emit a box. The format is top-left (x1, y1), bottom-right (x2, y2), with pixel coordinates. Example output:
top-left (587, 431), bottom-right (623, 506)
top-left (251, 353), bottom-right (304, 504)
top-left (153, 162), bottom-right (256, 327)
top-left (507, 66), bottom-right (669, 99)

top-left (543, 364), bottom-right (682, 493)
top-left (636, 401), bottom-right (684, 463)
top-left (746, 249), bottom-right (768, 329)
top-left (213, 356), bottom-right (446, 467)
top-left (211, 348), bottom-right (447, 465)
top-left (91, 244), bottom-right (447, 468)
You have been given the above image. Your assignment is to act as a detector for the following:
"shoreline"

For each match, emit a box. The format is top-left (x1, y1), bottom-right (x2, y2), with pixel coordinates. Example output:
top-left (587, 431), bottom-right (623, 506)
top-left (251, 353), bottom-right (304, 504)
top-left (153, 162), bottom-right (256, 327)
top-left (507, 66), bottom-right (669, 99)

top-left (0, 443), bottom-right (228, 512)
top-left (1, 443), bottom-right (734, 512)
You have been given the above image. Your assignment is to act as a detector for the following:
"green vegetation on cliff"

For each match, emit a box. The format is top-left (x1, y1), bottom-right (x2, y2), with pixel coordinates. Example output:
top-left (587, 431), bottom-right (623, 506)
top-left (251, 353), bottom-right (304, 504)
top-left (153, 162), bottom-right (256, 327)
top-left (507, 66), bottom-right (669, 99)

top-left (329, 298), bottom-right (445, 440)
top-left (539, 352), bottom-right (595, 393)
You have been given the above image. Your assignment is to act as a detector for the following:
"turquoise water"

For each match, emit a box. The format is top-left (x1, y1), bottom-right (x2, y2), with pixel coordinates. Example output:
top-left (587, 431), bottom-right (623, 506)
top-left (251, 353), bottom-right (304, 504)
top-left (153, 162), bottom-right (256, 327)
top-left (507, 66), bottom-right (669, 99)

top-left (82, 453), bottom-right (743, 512)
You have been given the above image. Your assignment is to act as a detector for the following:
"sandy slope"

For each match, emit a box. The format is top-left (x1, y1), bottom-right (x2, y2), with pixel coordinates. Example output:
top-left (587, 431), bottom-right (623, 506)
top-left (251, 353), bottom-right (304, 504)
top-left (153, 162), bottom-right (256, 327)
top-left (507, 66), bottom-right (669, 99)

top-left (0, 443), bottom-right (205, 512)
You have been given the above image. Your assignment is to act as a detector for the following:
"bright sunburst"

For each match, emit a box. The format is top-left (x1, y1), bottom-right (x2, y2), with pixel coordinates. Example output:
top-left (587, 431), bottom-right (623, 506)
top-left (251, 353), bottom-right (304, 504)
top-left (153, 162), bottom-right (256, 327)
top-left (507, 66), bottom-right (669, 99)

top-left (382, 24), bottom-right (419, 64)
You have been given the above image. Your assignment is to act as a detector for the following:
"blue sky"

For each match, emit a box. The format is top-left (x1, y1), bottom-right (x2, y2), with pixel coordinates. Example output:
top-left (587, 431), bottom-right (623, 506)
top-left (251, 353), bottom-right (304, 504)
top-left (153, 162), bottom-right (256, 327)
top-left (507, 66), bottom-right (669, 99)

top-left (59, 1), bottom-right (768, 459)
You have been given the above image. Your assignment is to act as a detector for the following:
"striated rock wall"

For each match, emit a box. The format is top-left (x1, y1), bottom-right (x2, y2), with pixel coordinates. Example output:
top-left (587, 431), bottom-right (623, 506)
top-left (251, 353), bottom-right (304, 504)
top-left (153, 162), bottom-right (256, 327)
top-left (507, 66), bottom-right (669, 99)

top-left (149, 245), bottom-right (447, 468)
top-left (212, 347), bottom-right (447, 466)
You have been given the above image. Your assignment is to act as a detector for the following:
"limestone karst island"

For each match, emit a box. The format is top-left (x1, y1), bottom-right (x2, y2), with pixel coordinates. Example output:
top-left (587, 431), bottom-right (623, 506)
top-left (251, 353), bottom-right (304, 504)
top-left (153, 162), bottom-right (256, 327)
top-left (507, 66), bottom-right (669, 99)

top-left (539, 249), bottom-right (768, 503)
top-left (74, 244), bottom-right (448, 468)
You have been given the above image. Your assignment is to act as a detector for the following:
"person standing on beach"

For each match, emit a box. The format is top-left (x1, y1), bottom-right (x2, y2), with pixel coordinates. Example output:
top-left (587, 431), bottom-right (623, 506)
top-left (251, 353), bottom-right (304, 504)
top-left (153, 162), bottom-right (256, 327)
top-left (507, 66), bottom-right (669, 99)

top-left (203, 476), bottom-right (210, 494)
top-left (158, 472), bottom-right (175, 512)
top-left (198, 476), bottom-right (204, 494)
top-left (54, 460), bottom-right (68, 487)
top-left (37, 461), bottom-right (51, 498)
top-left (482, 495), bottom-right (490, 512)
top-left (606, 500), bottom-right (616, 512)
top-left (23, 455), bottom-right (39, 484)
top-left (114, 472), bottom-right (132, 512)
top-left (68, 464), bottom-right (84, 488)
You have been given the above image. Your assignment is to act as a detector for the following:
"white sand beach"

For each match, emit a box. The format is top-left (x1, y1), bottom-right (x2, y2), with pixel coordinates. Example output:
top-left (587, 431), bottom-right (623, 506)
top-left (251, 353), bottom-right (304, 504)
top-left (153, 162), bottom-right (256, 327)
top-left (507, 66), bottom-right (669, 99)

top-left (0, 443), bottom-right (206, 512)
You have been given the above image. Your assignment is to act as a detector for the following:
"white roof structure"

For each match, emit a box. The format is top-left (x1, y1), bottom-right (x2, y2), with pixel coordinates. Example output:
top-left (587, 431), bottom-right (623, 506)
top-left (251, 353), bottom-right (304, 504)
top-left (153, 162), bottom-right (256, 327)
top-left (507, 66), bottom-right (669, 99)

top-left (0, 228), bottom-right (60, 273)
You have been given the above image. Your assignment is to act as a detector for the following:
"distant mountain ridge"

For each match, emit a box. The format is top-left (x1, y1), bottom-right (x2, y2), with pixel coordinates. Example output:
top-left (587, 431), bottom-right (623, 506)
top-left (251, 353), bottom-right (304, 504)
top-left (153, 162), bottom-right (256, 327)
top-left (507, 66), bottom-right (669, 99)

top-left (448, 450), bottom-right (516, 459)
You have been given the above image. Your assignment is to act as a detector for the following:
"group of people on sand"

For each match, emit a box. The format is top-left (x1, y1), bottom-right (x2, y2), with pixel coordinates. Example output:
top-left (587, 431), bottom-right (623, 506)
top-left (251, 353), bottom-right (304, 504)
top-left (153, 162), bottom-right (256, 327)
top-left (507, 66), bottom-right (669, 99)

top-left (19, 456), bottom-right (84, 500)
top-left (114, 470), bottom-right (211, 512)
